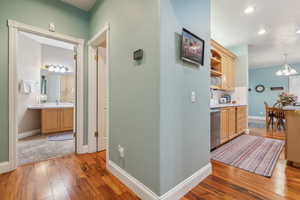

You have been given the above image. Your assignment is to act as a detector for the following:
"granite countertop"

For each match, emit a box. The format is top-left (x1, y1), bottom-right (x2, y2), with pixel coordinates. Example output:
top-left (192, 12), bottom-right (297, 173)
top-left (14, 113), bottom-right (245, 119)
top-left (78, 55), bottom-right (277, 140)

top-left (28, 103), bottom-right (74, 109)
top-left (210, 104), bottom-right (248, 109)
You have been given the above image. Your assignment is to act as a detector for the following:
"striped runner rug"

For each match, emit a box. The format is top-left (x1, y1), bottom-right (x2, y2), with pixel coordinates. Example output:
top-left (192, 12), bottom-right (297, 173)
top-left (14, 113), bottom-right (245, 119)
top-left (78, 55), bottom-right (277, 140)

top-left (211, 135), bottom-right (284, 177)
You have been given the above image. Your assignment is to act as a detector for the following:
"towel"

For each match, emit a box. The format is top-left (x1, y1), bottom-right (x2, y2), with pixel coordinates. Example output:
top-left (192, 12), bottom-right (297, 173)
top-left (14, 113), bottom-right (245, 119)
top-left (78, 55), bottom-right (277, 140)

top-left (19, 80), bottom-right (39, 94)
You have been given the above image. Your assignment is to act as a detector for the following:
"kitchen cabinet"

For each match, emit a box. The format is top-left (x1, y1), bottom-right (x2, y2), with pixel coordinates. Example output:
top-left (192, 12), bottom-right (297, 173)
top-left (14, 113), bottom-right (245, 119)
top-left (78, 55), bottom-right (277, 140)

top-left (41, 108), bottom-right (74, 134)
top-left (211, 40), bottom-right (236, 91)
top-left (218, 106), bottom-right (247, 145)
top-left (220, 108), bottom-right (229, 144)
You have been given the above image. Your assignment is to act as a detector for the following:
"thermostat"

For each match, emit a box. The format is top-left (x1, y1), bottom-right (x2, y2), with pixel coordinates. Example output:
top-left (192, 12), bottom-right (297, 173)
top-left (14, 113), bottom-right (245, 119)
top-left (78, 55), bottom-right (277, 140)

top-left (134, 49), bottom-right (143, 61)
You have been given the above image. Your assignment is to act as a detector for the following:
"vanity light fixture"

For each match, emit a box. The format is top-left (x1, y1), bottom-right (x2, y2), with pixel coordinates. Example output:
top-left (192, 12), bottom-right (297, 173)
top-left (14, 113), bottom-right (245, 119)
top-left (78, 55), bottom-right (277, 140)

top-left (45, 64), bottom-right (69, 73)
top-left (244, 6), bottom-right (255, 15)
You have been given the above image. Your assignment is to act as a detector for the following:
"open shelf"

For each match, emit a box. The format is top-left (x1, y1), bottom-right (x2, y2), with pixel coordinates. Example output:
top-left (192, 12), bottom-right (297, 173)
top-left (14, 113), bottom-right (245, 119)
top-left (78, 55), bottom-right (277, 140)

top-left (211, 85), bottom-right (222, 90)
top-left (211, 70), bottom-right (223, 77)
top-left (211, 57), bottom-right (221, 65)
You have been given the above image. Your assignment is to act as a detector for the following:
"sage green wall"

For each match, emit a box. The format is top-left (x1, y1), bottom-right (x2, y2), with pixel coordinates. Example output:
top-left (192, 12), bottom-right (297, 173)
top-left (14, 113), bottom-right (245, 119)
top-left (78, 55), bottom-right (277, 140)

top-left (0, 0), bottom-right (90, 162)
top-left (159, 0), bottom-right (211, 195)
top-left (90, 0), bottom-right (161, 194)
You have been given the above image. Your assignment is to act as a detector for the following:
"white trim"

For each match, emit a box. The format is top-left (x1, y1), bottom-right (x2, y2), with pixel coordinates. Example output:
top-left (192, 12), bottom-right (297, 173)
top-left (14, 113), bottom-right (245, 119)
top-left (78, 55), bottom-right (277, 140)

top-left (248, 116), bottom-right (265, 121)
top-left (81, 145), bottom-right (89, 154)
top-left (18, 129), bottom-right (40, 139)
top-left (108, 161), bottom-right (160, 200)
top-left (160, 163), bottom-right (212, 200)
top-left (99, 137), bottom-right (107, 151)
top-left (88, 23), bottom-right (110, 162)
top-left (108, 160), bottom-right (212, 200)
top-left (7, 20), bottom-right (85, 172)
top-left (0, 162), bottom-right (11, 174)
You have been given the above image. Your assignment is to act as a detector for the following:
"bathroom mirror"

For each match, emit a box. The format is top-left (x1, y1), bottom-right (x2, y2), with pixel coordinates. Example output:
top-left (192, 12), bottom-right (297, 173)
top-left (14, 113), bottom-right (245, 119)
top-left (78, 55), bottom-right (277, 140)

top-left (41, 69), bottom-right (75, 103)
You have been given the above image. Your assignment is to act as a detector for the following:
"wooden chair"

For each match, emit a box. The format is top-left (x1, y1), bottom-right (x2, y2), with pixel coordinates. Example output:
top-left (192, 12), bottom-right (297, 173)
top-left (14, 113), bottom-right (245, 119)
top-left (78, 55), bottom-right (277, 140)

top-left (265, 102), bottom-right (275, 130)
top-left (273, 107), bottom-right (286, 131)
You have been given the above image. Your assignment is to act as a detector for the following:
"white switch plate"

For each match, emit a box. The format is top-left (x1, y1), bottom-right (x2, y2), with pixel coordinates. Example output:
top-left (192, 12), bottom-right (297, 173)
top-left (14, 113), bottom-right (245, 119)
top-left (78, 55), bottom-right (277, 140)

top-left (191, 91), bottom-right (196, 103)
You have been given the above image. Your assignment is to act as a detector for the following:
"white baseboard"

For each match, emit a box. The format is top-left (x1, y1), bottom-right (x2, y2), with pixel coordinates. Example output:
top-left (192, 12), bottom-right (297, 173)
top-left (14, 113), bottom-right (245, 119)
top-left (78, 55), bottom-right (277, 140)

top-left (108, 161), bottom-right (159, 199)
top-left (0, 162), bottom-right (11, 174)
top-left (78, 145), bottom-right (89, 154)
top-left (108, 160), bottom-right (212, 200)
top-left (248, 116), bottom-right (265, 121)
top-left (18, 129), bottom-right (40, 139)
top-left (160, 163), bottom-right (212, 200)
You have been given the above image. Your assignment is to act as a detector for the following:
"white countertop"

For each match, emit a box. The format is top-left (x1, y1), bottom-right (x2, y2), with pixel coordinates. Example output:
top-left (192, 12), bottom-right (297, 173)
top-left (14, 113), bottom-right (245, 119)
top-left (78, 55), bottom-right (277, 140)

top-left (28, 103), bottom-right (74, 109)
top-left (210, 104), bottom-right (248, 109)
top-left (283, 106), bottom-right (300, 111)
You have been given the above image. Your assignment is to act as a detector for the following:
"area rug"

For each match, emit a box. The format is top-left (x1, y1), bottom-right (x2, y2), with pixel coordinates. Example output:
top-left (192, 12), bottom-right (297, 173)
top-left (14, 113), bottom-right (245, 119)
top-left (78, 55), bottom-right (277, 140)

top-left (211, 135), bottom-right (284, 177)
top-left (48, 132), bottom-right (74, 141)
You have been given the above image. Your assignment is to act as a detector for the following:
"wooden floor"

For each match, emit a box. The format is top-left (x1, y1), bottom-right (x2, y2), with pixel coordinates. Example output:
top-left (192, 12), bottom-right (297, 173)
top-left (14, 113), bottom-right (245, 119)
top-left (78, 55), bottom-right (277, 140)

top-left (0, 151), bottom-right (139, 200)
top-left (1, 128), bottom-right (300, 200)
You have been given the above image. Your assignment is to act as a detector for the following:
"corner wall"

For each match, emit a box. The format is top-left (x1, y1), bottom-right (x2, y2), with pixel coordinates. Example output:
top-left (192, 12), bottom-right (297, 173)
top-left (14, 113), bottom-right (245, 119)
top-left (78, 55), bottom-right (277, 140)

top-left (89, 0), bottom-right (161, 194)
top-left (159, 0), bottom-right (211, 195)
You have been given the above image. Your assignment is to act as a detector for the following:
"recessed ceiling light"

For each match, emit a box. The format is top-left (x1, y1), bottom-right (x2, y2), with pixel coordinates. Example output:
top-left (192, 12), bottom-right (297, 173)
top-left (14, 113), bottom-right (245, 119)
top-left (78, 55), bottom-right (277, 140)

top-left (244, 6), bottom-right (255, 14)
top-left (258, 29), bottom-right (267, 35)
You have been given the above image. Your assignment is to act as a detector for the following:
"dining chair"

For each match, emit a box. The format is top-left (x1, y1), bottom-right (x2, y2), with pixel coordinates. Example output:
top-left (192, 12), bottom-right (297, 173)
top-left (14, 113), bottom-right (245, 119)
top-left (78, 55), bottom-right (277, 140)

top-left (273, 107), bottom-right (286, 131)
top-left (264, 102), bottom-right (275, 130)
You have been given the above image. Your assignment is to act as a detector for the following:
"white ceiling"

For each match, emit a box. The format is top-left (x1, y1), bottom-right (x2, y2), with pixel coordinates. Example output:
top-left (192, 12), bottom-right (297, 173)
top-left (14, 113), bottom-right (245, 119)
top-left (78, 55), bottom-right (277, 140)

top-left (211, 0), bottom-right (300, 68)
top-left (20, 32), bottom-right (74, 50)
top-left (61, 0), bottom-right (96, 11)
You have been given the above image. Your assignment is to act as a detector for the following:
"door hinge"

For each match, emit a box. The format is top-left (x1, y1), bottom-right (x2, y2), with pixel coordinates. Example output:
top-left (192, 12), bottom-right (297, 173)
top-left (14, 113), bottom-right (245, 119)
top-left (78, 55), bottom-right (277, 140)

top-left (94, 54), bottom-right (98, 61)
top-left (94, 131), bottom-right (99, 137)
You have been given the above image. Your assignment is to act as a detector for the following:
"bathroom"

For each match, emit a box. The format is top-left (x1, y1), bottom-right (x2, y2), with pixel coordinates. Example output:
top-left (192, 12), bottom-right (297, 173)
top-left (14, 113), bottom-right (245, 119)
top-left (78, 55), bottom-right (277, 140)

top-left (17, 31), bottom-right (76, 165)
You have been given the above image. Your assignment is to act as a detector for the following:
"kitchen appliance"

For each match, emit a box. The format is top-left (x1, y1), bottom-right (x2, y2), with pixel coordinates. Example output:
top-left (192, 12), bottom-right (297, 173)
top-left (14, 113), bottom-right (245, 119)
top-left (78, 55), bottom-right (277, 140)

top-left (221, 94), bottom-right (231, 103)
top-left (210, 109), bottom-right (221, 150)
top-left (219, 98), bottom-right (227, 104)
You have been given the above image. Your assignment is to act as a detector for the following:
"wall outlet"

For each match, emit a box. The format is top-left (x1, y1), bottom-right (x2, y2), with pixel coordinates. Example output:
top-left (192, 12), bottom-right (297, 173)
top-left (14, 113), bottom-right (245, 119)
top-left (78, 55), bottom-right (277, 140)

top-left (49, 23), bottom-right (55, 32)
top-left (118, 145), bottom-right (125, 158)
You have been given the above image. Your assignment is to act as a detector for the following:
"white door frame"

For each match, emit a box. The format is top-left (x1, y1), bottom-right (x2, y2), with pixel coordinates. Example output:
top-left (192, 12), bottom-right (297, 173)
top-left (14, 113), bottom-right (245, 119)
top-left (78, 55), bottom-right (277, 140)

top-left (87, 23), bottom-right (110, 164)
top-left (7, 20), bottom-right (85, 171)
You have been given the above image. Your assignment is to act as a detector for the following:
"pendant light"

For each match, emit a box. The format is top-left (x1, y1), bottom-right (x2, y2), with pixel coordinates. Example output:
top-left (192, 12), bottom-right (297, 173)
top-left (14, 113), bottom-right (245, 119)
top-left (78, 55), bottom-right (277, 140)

top-left (276, 54), bottom-right (298, 76)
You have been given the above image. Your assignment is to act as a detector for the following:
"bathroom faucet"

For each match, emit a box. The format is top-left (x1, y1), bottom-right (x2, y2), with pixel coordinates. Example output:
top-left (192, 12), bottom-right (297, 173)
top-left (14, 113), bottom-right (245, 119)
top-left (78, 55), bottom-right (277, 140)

top-left (56, 100), bottom-right (59, 105)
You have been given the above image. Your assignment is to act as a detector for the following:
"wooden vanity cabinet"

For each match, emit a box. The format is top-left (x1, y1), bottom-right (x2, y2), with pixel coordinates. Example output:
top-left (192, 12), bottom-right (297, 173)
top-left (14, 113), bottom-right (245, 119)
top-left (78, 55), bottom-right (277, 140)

top-left (41, 108), bottom-right (74, 134)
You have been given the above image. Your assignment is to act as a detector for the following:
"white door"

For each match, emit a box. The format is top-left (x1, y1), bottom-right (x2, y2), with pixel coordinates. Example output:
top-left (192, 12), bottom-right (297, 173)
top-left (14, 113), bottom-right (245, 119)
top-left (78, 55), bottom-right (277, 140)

top-left (97, 46), bottom-right (108, 151)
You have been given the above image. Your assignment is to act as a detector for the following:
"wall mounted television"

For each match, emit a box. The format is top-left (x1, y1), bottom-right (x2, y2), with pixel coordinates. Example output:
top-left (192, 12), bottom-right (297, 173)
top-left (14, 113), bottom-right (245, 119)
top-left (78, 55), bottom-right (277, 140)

top-left (181, 28), bottom-right (205, 66)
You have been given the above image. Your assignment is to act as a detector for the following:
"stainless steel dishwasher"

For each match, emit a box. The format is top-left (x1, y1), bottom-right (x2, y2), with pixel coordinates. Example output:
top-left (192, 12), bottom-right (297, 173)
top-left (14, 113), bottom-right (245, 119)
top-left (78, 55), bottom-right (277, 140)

top-left (210, 109), bottom-right (221, 150)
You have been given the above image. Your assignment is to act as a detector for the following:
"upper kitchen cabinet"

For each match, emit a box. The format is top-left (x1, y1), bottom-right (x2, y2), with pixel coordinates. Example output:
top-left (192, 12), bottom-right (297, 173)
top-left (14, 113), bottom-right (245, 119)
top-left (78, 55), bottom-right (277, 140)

top-left (211, 40), bottom-right (236, 91)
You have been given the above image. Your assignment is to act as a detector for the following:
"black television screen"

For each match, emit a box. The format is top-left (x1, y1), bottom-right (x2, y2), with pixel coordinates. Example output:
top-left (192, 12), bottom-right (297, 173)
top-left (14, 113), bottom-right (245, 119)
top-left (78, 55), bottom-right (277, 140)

top-left (181, 28), bottom-right (205, 66)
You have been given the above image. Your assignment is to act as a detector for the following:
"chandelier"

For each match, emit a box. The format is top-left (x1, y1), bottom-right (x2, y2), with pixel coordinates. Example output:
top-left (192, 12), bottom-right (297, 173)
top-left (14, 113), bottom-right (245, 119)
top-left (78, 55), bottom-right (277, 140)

top-left (276, 54), bottom-right (297, 76)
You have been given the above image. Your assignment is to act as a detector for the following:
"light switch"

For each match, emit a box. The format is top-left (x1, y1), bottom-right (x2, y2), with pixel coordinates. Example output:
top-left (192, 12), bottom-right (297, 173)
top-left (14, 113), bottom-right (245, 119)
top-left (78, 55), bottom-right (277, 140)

top-left (191, 91), bottom-right (197, 103)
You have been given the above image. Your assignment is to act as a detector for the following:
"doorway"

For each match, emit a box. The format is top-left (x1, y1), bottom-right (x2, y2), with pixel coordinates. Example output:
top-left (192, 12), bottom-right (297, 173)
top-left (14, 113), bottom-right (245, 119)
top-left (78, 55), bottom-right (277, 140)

top-left (8, 20), bottom-right (85, 170)
top-left (16, 31), bottom-right (77, 165)
top-left (88, 24), bottom-right (109, 162)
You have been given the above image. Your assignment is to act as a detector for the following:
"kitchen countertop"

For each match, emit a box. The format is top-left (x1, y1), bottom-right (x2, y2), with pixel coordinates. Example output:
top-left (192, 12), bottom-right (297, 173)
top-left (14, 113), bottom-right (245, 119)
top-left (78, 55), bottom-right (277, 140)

top-left (28, 103), bottom-right (74, 109)
top-left (210, 104), bottom-right (248, 109)
top-left (283, 106), bottom-right (300, 111)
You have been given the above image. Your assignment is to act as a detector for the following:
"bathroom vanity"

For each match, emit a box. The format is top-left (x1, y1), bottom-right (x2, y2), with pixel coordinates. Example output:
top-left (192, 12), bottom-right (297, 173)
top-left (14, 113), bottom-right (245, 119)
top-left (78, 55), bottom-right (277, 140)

top-left (28, 104), bottom-right (74, 134)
